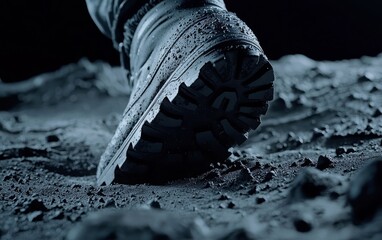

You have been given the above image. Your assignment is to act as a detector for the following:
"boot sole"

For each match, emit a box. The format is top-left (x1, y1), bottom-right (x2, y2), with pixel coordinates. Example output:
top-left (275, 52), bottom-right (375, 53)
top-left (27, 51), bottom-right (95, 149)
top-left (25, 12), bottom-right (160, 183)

top-left (98, 48), bottom-right (274, 185)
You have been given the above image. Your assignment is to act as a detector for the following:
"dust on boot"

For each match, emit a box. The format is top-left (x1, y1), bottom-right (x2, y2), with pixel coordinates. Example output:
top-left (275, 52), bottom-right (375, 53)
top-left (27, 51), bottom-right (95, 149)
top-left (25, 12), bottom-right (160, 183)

top-left (86, 0), bottom-right (275, 186)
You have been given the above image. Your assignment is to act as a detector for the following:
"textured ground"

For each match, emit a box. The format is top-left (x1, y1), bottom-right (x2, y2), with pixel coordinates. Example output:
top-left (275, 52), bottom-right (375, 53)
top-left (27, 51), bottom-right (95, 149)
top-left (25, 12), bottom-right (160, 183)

top-left (0, 55), bottom-right (382, 240)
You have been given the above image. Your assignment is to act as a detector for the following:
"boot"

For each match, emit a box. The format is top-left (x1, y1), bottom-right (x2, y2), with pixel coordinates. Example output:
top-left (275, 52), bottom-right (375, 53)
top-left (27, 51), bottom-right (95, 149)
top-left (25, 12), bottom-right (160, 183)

top-left (98, 0), bottom-right (274, 186)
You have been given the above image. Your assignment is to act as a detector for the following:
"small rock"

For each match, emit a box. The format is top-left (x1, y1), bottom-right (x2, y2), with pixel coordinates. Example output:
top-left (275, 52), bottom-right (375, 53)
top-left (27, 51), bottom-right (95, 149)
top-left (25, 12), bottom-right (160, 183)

top-left (262, 171), bottom-right (277, 183)
top-left (256, 197), bottom-right (266, 204)
top-left (263, 163), bottom-right (276, 170)
top-left (218, 194), bottom-right (231, 201)
top-left (247, 186), bottom-right (257, 195)
top-left (28, 211), bottom-right (43, 222)
top-left (372, 108), bottom-right (382, 117)
top-left (249, 161), bottom-right (261, 171)
top-left (335, 147), bottom-right (346, 156)
top-left (238, 168), bottom-right (254, 181)
top-left (346, 148), bottom-right (355, 154)
top-left (227, 202), bottom-right (236, 209)
top-left (358, 72), bottom-right (376, 82)
top-left (46, 135), bottom-right (60, 143)
top-left (316, 155), bottom-right (333, 170)
top-left (293, 218), bottom-right (312, 232)
top-left (347, 159), bottom-right (382, 224)
top-left (3, 174), bottom-right (12, 181)
top-left (233, 151), bottom-right (241, 157)
top-left (150, 200), bottom-right (161, 209)
top-left (301, 158), bottom-right (314, 167)
top-left (329, 191), bottom-right (340, 200)
top-left (104, 199), bottom-right (116, 208)
top-left (24, 199), bottom-right (48, 213)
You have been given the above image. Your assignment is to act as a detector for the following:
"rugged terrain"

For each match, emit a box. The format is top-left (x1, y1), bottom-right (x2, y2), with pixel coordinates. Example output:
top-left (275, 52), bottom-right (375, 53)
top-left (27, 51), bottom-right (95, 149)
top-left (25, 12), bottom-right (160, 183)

top-left (1, 55), bottom-right (381, 239)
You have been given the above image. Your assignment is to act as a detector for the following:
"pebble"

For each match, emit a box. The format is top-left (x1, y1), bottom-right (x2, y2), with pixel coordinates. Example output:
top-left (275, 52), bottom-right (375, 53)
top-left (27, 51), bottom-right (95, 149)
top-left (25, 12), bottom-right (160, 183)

top-left (104, 199), bottom-right (116, 208)
top-left (293, 218), bottom-right (312, 232)
top-left (247, 186), bottom-right (258, 195)
top-left (301, 158), bottom-right (314, 167)
top-left (150, 200), bottom-right (161, 209)
top-left (372, 108), bottom-right (382, 117)
top-left (262, 171), bottom-right (277, 183)
top-left (256, 197), bottom-right (266, 204)
top-left (46, 135), bottom-right (60, 143)
top-left (358, 72), bottom-right (375, 82)
top-left (316, 155), bottom-right (333, 170)
top-left (346, 148), bottom-right (355, 154)
top-left (227, 201), bottom-right (236, 209)
top-left (24, 199), bottom-right (48, 213)
top-left (335, 147), bottom-right (346, 156)
top-left (218, 194), bottom-right (231, 201)
top-left (238, 168), bottom-right (254, 181)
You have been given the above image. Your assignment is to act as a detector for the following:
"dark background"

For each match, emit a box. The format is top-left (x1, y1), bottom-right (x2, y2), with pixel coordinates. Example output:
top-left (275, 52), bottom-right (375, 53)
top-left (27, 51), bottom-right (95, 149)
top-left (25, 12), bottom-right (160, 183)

top-left (1, 0), bottom-right (382, 82)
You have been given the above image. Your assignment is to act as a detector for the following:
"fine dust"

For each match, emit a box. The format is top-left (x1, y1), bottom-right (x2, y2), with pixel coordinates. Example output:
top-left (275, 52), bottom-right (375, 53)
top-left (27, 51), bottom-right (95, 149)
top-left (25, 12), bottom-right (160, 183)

top-left (1, 55), bottom-right (382, 239)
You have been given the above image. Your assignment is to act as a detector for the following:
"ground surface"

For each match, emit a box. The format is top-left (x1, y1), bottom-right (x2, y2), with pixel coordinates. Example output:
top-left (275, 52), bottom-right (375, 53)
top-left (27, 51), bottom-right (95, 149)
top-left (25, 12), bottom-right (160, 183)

top-left (0, 55), bottom-right (382, 240)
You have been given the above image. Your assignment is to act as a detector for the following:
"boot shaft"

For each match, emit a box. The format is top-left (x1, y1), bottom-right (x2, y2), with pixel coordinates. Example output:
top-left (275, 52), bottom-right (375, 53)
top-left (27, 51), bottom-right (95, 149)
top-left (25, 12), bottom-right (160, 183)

top-left (121, 0), bottom-right (227, 83)
top-left (125, 0), bottom-right (262, 94)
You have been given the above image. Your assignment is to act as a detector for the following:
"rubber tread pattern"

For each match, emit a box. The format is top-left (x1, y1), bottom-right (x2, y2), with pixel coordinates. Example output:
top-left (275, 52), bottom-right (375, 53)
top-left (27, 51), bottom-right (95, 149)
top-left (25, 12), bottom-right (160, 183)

top-left (114, 49), bottom-right (274, 184)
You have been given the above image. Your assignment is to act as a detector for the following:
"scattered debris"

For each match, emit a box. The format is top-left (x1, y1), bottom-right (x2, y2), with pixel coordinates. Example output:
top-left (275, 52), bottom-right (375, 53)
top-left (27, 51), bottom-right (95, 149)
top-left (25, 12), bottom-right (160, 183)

top-left (2, 55), bottom-right (382, 239)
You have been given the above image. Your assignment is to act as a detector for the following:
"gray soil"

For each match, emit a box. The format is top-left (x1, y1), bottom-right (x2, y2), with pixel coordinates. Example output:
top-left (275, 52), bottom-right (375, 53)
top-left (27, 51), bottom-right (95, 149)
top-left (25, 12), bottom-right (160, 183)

top-left (1, 55), bottom-right (382, 240)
